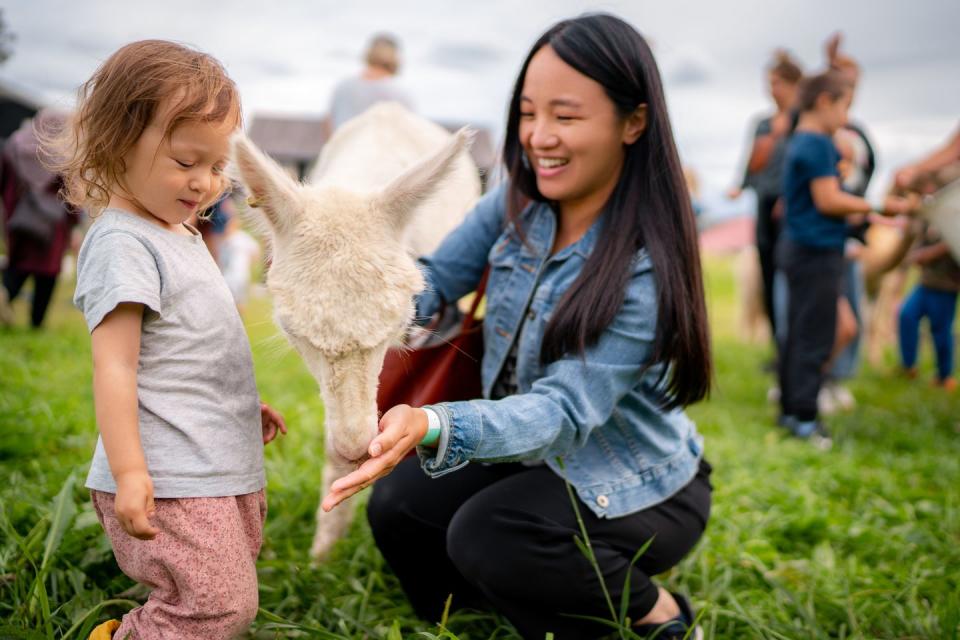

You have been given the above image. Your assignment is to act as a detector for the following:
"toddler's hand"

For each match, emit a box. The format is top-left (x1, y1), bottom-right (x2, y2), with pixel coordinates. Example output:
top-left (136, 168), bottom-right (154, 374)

top-left (261, 402), bottom-right (288, 444)
top-left (114, 471), bottom-right (159, 540)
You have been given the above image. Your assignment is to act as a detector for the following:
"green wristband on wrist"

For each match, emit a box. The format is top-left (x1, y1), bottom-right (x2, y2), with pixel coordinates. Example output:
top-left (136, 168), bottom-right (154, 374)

top-left (420, 427), bottom-right (441, 447)
top-left (419, 408), bottom-right (442, 447)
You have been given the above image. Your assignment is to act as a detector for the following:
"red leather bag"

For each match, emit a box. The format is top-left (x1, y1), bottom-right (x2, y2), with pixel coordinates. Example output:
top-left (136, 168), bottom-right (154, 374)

top-left (377, 270), bottom-right (488, 412)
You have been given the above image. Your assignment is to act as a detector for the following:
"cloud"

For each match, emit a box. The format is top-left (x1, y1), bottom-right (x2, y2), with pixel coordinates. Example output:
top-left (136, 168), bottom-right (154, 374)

top-left (423, 41), bottom-right (505, 72)
top-left (660, 44), bottom-right (716, 86)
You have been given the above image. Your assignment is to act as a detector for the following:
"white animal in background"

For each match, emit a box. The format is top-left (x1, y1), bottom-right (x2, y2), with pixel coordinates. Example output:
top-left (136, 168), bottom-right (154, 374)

top-left (232, 102), bottom-right (479, 560)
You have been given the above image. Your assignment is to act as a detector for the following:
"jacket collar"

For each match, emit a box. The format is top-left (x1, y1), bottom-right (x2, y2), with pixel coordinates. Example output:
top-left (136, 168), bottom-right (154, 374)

top-left (522, 201), bottom-right (603, 262)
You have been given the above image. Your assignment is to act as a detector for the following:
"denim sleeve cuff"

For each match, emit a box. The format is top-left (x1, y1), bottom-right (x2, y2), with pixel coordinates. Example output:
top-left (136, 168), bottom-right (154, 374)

top-left (413, 269), bottom-right (445, 325)
top-left (417, 403), bottom-right (472, 477)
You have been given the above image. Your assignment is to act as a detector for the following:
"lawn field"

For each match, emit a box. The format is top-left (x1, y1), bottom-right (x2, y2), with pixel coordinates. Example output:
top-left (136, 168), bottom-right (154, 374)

top-left (1, 256), bottom-right (958, 639)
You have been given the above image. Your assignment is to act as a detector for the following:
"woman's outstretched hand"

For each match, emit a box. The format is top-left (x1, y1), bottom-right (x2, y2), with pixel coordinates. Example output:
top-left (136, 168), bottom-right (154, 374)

top-left (321, 404), bottom-right (428, 512)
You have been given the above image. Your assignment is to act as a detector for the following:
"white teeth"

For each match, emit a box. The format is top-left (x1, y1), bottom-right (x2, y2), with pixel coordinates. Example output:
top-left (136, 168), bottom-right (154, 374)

top-left (537, 157), bottom-right (569, 168)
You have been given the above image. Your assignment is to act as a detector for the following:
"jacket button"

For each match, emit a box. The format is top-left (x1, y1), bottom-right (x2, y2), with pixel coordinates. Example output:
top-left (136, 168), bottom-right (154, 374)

top-left (596, 495), bottom-right (610, 508)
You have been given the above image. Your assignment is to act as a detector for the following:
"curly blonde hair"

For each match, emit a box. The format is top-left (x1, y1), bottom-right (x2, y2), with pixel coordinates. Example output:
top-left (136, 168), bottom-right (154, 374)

top-left (43, 39), bottom-right (241, 214)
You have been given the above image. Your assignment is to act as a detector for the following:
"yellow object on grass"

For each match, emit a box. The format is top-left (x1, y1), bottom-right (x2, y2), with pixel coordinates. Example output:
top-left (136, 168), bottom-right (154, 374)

top-left (88, 619), bottom-right (121, 640)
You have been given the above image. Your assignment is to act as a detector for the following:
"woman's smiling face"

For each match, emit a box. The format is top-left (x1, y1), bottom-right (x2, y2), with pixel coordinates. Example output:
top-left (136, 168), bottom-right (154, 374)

top-left (518, 45), bottom-right (631, 211)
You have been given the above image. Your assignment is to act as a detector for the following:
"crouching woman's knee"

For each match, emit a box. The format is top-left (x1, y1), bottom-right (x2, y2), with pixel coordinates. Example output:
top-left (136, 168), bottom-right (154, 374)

top-left (446, 502), bottom-right (508, 588)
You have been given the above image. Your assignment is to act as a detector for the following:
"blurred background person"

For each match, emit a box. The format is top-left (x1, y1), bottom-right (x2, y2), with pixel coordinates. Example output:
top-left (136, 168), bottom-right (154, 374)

top-left (729, 50), bottom-right (803, 350)
top-left (326, 33), bottom-right (414, 134)
top-left (192, 194), bottom-right (233, 263)
top-left (894, 134), bottom-right (960, 392)
top-left (0, 109), bottom-right (79, 328)
top-left (898, 217), bottom-right (959, 392)
top-left (820, 33), bottom-right (876, 413)
top-left (218, 204), bottom-right (262, 315)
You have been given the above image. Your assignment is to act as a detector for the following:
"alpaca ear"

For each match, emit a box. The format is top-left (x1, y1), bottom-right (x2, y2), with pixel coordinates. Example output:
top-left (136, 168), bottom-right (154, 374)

top-left (230, 133), bottom-right (301, 232)
top-left (376, 127), bottom-right (474, 233)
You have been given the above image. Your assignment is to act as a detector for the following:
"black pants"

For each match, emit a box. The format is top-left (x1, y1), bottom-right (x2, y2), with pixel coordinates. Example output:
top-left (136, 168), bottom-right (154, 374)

top-left (756, 193), bottom-right (782, 339)
top-left (2, 267), bottom-right (58, 328)
top-left (367, 457), bottom-right (711, 640)
top-left (776, 238), bottom-right (844, 421)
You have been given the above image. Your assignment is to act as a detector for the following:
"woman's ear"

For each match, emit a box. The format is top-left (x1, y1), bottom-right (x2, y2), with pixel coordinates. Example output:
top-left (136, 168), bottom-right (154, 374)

top-left (623, 104), bottom-right (648, 145)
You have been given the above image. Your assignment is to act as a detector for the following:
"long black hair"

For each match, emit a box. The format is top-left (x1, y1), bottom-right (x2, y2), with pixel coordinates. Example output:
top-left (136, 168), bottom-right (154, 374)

top-left (503, 13), bottom-right (711, 408)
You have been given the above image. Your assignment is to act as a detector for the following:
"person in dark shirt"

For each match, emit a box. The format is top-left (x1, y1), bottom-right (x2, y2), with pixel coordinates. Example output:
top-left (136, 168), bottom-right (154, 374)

top-left (729, 50), bottom-right (802, 342)
top-left (822, 34), bottom-right (877, 412)
top-left (776, 70), bottom-right (912, 446)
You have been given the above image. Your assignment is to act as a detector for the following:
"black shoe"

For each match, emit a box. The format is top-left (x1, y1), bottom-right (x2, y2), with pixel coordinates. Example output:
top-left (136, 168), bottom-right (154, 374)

top-left (633, 592), bottom-right (703, 639)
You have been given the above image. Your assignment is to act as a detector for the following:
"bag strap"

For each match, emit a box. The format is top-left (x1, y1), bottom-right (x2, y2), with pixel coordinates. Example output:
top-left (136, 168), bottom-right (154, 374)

top-left (461, 266), bottom-right (490, 331)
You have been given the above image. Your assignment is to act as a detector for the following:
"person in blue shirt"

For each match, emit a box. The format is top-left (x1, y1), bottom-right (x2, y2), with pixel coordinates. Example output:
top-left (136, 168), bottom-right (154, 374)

top-left (321, 14), bottom-right (712, 640)
top-left (776, 70), bottom-right (912, 445)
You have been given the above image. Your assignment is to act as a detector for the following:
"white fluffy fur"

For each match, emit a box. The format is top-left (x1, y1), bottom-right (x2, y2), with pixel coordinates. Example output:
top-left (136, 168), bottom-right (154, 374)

top-left (231, 102), bottom-right (480, 559)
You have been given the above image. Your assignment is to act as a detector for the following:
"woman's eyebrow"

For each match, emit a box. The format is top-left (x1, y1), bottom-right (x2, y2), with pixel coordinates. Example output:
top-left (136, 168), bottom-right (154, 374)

top-left (520, 96), bottom-right (583, 108)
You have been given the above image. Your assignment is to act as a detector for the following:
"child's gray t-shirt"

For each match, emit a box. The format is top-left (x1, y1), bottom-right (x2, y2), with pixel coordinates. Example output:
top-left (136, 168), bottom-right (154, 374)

top-left (74, 209), bottom-right (265, 498)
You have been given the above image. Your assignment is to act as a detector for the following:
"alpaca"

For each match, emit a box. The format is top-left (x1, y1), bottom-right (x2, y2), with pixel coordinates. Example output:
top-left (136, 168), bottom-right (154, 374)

top-left (231, 103), bottom-right (480, 559)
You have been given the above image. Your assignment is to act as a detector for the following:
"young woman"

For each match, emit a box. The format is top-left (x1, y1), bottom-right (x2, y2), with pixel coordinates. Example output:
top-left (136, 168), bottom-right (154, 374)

top-left (323, 14), bottom-right (711, 639)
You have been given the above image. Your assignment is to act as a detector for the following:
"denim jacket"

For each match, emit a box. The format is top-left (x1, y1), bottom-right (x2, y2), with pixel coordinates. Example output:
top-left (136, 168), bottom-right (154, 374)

top-left (416, 184), bottom-right (705, 518)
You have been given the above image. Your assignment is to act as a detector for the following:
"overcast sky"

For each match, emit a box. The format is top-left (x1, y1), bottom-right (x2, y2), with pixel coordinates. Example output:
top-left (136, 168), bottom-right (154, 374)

top-left (2, 0), bottom-right (958, 206)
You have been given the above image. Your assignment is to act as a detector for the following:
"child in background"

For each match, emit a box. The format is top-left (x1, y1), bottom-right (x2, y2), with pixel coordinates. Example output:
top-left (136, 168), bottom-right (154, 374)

top-left (898, 197), bottom-right (959, 390)
top-left (46, 40), bottom-right (286, 639)
top-left (776, 70), bottom-right (911, 446)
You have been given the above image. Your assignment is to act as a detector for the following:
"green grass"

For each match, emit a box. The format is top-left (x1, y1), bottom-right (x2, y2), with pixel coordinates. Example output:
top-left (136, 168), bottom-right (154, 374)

top-left (1, 257), bottom-right (959, 639)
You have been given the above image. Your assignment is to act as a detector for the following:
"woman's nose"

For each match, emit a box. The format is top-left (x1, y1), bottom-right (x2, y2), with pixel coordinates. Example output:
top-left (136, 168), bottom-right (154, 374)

top-left (528, 123), bottom-right (559, 150)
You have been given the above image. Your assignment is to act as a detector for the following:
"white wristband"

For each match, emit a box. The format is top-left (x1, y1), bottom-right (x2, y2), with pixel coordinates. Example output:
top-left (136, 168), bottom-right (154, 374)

top-left (420, 407), bottom-right (442, 446)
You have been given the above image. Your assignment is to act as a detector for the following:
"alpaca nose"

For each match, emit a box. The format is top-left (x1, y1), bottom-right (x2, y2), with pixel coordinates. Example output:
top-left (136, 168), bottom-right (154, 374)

top-left (333, 415), bottom-right (380, 462)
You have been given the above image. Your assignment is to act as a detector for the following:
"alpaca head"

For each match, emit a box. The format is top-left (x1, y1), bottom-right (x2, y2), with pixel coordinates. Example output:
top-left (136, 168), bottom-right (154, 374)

top-left (231, 130), bottom-right (471, 462)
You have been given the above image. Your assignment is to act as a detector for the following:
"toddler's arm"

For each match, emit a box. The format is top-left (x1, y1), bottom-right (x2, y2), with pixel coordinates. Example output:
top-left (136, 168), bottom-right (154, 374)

top-left (811, 176), bottom-right (915, 217)
top-left (91, 302), bottom-right (159, 540)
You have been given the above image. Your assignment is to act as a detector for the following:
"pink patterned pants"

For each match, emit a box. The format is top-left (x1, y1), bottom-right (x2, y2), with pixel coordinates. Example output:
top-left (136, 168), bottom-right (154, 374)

top-left (91, 489), bottom-right (267, 640)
